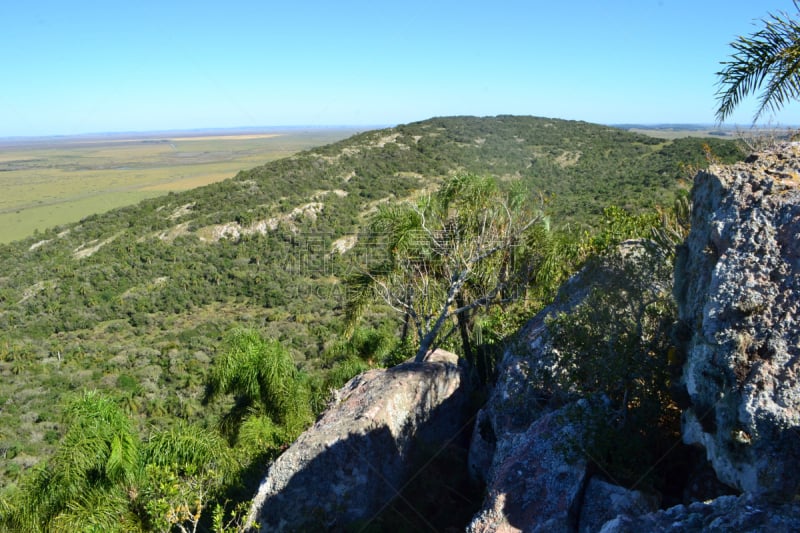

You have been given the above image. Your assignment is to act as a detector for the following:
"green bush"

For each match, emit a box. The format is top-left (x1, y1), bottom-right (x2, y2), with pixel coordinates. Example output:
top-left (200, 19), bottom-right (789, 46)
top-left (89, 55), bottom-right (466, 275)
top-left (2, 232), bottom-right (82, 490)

top-left (204, 328), bottom-right (314, 442)
top-left (548, 244), bottom-right (681, 490)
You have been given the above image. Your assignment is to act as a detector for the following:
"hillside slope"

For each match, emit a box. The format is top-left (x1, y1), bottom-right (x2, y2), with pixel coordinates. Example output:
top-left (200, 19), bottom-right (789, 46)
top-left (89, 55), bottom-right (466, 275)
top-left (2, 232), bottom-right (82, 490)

top-left (0, 115), bottom-right (741, 486)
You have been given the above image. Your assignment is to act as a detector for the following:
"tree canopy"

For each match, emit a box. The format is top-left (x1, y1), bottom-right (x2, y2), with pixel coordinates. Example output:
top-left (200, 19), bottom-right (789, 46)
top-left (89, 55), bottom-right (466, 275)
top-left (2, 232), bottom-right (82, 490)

top-left (346, 174), bottom-right (547, 364)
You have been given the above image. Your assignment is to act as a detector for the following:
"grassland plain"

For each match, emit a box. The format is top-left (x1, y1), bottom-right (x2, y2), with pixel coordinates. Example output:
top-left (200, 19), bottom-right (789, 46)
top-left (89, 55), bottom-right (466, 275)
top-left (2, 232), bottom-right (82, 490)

top-left (0, 128), bottom-right (361, 243)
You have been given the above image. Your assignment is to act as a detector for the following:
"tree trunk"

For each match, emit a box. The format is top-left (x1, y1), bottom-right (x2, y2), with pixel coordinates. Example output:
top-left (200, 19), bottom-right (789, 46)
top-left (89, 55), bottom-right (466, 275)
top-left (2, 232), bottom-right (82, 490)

top-left (414, 274), bottom-right (467, 362)
top-left (415, 329), bottom-right (438, 362)
top-left (454, 294), bottom-right (474, 371)
top-left (401, 287), bottom-right (413, 344)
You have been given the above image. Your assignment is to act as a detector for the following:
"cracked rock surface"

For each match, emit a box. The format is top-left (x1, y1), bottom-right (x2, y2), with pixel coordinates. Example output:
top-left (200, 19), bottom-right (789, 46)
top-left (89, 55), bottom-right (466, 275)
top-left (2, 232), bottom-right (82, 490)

top-left (674, 142), bottom-right (800, 498)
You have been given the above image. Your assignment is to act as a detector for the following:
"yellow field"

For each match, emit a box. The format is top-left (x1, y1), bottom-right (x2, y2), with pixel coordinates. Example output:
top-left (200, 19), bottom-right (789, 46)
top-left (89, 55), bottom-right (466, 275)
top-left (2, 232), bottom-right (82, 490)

top-left (0, 129), bottom-right (357, 243)
top-left (167, 133), bottom-right (283, 141)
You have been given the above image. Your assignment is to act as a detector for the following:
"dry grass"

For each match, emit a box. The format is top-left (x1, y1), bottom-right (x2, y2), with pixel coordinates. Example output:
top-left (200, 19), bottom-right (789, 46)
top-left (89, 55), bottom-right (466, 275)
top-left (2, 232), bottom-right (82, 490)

top-left (168, 133), bottom-right (282, 141)
top-left (0, 129), bottom-right (357, 243)
top-left (626, 128), bottom-right (735, 140)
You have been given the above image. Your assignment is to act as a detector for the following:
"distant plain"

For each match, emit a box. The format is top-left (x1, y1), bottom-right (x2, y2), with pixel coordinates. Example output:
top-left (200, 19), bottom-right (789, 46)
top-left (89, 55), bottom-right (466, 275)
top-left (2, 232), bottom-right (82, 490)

top-left (0, 128), bottom-right (360, 243)
top-left (0, 123), bottom-right (761, 244)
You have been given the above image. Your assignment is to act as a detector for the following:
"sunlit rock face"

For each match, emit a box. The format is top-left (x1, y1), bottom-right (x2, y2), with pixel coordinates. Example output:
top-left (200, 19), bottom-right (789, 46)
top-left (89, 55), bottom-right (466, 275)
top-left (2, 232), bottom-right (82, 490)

top-left (245, 349), bottom-right (470, 532)
top-left (674, 143), bottom-right (800, 499)
top-left (467, 402), bottom-right (591, 533)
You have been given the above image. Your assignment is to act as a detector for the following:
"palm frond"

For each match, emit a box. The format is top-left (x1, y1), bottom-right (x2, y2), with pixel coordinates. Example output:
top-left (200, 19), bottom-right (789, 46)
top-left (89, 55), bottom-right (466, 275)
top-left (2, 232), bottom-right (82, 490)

top-left (206, 328), bottom-right (311, 436)
top-left (716, 2), bottom-right (800, 122)
top-left (57, 391), bottom-right (140, 488)
top-left (4, 392), bottom-right (140, 531)
top-left (51, 485), bottom-right (134, 533)
top-left (143, 423), bottom-right (232, 474)
top-left (237, 414), bottom-right (285, 451)
top-left (342, 270), bottom-right (383, 336)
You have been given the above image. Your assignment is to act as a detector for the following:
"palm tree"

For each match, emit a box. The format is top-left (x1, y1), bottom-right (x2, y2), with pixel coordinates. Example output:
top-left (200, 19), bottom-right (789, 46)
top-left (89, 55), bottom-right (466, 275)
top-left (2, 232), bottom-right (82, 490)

top-left (2, 392), bottom-right (237, 532)
top-left (138, 423), bottom-right (235, 532)
top-left (142, 423), bottom-right (232, 474)
top-left (716, 1), bottom-right (800, 123)
top-left (204, 328), bottom-right (313, 440)
top-left (6, 391), bottom-right (141, 532)
top-left (345, 174), bottom-right (547, 366)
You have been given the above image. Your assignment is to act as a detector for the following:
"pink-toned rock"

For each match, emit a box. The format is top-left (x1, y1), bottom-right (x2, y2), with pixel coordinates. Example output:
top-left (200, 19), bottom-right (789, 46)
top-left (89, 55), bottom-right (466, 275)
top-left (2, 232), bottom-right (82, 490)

top-left (467, 404), bottom-right (590, 533)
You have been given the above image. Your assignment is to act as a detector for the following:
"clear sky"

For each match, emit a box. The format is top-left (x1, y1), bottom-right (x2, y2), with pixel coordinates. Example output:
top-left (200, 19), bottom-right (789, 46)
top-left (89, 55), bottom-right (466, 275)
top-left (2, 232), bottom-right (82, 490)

top-left (3, 0), bottom-right (800, 137)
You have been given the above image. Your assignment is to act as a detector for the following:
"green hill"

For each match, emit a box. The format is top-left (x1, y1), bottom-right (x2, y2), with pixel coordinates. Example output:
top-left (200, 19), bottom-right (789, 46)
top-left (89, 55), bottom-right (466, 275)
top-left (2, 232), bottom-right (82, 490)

top-left (0, 115), bottom-right (742, 490)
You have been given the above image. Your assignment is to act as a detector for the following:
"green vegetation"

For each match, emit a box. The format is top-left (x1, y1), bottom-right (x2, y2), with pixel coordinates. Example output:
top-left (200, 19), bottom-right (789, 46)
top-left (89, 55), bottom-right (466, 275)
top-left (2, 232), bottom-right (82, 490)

top-left (523, 200), bottom-right (696, 504)
top-left (0, 129), bottom-right (358, 243)
top-left (550, 241), bottom-right (680, 490)
top-left (0, 116), bottom-right (744, 530)
top-left (716, 1), bottom-right (800, 123)
top-left (3, 391), bottom-right (236, 532)
top-left (204, 328), bottom-right (313, 443)
top-left (345, 173), bottom-right (548, 368)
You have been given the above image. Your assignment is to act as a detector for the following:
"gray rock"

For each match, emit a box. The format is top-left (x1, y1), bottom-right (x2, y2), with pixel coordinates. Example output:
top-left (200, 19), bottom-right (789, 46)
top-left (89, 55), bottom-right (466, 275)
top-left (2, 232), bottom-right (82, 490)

top-left (598, 494), bottom-right (800, 533)
top-left (466, 341), bottom-right (551, 485)
top-left (467, 402), bottom-right (593, 533)
top-left (466, 285), bottom-right (565, 486)
top-left (469, 240), bottom-right (671, 484)
top-left (674, 143), bottom-right (800, 498)
top-left (245, 349), bottom-right (470, 532)
top-left (468, 240), bottom-right (675, 532)
top-left (578, 478), bottom-right (660, 533)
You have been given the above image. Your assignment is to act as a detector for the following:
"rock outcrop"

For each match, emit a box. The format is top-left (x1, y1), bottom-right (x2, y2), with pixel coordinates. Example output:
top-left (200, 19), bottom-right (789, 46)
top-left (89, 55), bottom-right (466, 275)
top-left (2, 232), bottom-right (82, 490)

top-left (466, 142), bottom-right (800, 530)
top-left (674, 143), bottom-right (800, 498)
top-left (467, 404), bottom-right (590, 533)
top-left (245, 142), bottom-right (800, 530)
top-left (468, 242), bottom-right (670, 531)
top-left (599, 493), bottom-right (800, 532)
top-left (578, 478), bottom-right (660, 533)
top-left (468, 240), bottom-right (671, 484)
top-left (245, 349), bottom-right (470, 532)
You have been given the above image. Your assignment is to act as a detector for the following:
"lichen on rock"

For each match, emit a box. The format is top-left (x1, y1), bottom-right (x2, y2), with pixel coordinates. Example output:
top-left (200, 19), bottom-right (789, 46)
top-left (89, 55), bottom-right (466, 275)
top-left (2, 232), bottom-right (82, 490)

top-left (675, 141), bottom-right (800, 499)
top-left (245, 349), bottom-right (470, 532)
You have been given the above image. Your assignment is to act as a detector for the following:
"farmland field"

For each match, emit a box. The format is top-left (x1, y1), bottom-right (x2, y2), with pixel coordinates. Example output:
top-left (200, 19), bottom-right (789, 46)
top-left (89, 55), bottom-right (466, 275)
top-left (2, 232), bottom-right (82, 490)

top-left (0, 128), bottom-right (361, 243)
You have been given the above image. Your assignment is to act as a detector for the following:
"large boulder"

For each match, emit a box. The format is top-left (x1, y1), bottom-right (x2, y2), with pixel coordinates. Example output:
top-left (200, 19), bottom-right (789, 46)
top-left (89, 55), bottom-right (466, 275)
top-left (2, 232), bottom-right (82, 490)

top-left (578, 478), bottom-right (659, 533)
top-left (674, 143), bottom-right (800, 498)
top-left (245, 349), bottom-right (470, 532)
top-left (468, 241), bottom-right (672, 531)
top-left (469, 399), bottom-right (661, 533)
top-left (468, 240), bottom-right (672, 483)
top-left (599, 493), bottom-right (800, 532)
top-left (467, 403), bottom-right (591, 533)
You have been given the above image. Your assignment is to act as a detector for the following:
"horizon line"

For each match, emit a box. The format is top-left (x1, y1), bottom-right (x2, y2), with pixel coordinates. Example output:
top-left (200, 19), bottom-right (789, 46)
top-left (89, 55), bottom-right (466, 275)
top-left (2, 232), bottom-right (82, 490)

top-left (0, 124), bottom-right (389, 143)
top-left (2, 119), bottom-right (796, 143)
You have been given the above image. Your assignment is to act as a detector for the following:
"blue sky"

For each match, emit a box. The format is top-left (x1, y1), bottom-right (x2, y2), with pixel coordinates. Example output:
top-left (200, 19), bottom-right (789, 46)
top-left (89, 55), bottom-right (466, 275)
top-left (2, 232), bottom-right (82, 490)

top-left (2, 0), bottom-right (800, 136)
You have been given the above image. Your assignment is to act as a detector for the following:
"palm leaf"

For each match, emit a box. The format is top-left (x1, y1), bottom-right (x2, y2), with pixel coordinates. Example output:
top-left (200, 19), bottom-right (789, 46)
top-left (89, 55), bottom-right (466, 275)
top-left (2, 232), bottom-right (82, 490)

top-left (51, 485), bottom-right (133, 533)
top-left (206, 328), bottom-right (311, 436)
top-left (716, 2), bottom-right (800, 122)
top-left (143, 423), bottom-right (232, 476)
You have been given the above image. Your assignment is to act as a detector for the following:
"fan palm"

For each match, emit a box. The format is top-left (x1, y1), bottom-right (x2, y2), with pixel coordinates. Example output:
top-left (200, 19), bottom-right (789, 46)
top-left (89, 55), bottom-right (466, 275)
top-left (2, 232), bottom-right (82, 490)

top-left (716, 1), bottom-right (800, 123)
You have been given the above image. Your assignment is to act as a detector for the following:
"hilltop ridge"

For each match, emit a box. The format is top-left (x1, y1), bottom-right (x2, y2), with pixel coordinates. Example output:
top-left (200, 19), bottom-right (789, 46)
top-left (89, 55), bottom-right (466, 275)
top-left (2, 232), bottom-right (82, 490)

top-left (0, 115), bottom-right (742, 493)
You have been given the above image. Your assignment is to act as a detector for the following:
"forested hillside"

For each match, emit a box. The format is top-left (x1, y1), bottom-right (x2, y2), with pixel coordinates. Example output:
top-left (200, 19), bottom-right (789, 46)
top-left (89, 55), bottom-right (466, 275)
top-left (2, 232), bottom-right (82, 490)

top-left (0, 116), bottom-right (742, 523)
